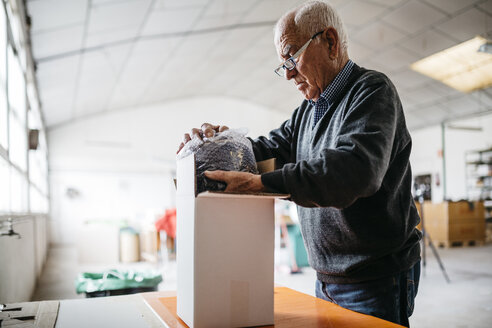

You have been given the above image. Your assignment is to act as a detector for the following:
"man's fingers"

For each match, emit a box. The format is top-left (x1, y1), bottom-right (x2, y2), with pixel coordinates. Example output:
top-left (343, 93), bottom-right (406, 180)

top-left (201, 123), bottom-right (219, 131)
top-left (204, 170), bottom-right (228, 182)
top-left (178, 123), bottom-right (228, 154)
top-left (199, 123), bottom-right (229, 137)
top-left (203, 128), bottom-right (215, 138)
top-left (191, 128), bottom-right (203, 140)
top-left (204, 171), bottom-right (261, 193)
top-left (201, 123), bottom-right (218, 138)
top-left (177, 142), bottom-right (185, 154)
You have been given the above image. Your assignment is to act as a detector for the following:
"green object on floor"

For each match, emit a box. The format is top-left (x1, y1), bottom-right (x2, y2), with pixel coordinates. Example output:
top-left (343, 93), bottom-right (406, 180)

top-left (287, 224), bottom-right (309, 267)
top-left (75, 269), bottom-right (162, 296)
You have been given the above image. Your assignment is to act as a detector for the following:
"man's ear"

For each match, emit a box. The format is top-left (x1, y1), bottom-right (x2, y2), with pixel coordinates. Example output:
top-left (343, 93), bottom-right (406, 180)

top-left (324, 27), bottom-right (339, 60)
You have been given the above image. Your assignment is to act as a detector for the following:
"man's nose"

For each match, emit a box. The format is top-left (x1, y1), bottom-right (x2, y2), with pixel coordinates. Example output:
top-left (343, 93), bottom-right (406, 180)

top-left (285, 67), bottom-right (296, 80)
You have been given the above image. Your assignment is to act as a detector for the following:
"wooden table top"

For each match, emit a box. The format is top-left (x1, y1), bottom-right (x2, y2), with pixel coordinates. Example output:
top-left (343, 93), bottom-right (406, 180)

top-left (141, 287), bottom-right (404, 328)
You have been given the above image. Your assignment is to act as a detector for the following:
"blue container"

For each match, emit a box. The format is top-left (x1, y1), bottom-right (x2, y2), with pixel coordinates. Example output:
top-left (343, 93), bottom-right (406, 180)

top-left (287, 224), bottom-right (309, 267)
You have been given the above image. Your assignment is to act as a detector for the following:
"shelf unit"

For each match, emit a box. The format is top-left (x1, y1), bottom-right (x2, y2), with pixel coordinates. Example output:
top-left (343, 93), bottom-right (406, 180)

top-left (465, 148), bottom-right (492, 220)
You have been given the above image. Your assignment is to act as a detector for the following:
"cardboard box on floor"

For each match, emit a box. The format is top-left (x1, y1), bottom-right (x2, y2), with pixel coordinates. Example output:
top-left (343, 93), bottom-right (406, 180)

top-left (422, 201), bottom-right (485, 245)
top-left (176, 155), bottom-right (286, 328)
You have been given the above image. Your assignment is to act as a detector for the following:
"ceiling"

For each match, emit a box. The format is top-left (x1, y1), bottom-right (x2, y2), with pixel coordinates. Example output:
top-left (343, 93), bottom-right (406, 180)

top-left (27, 0), bottom-right (492, 131)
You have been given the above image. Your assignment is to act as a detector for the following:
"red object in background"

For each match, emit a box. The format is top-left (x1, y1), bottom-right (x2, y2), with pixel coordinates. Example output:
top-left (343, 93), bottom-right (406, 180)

top-left (155, 208), bottom-right (176, 239)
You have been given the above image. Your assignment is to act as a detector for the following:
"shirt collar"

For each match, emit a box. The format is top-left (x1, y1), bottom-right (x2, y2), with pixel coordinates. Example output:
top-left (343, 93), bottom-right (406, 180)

top-left (309, 59), bottom-right (355, 107)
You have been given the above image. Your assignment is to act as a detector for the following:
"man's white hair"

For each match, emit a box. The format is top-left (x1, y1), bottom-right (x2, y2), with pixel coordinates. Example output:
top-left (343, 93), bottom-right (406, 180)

top-left (274, 1), bottom-right (348, 53)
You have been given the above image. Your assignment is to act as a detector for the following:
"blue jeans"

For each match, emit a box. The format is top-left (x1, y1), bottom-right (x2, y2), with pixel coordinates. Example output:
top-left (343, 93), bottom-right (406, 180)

top-left (315, 261), bottom-right (420, 327)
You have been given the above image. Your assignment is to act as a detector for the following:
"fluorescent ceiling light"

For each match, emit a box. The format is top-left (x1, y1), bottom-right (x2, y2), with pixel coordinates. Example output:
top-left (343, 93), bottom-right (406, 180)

top-left (410, 36), bottom-right (492, 93)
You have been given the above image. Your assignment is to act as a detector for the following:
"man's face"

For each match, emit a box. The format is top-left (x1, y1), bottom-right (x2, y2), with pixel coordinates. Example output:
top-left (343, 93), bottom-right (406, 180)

top-left (277, 30), bottom-right (338, 102)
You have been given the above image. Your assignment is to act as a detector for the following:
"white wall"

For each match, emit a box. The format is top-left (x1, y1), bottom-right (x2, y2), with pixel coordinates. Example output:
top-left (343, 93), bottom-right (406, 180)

top-left (410, 112), bottom-right (492, 202)
top-left (49, 171), bottom-right (174, 245)
top-left (48, 96), bottom-right (289, 245)
top-left (410, 125), bottom-right (444, 202)
top-left (444, 115), bottom-right (492, 200)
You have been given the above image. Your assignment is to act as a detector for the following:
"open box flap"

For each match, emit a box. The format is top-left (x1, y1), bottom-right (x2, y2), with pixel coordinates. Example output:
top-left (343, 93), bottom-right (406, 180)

top-left (256, 158), bottom-right (275, 174)
top-left (176, 154), bottom-right (196, 197)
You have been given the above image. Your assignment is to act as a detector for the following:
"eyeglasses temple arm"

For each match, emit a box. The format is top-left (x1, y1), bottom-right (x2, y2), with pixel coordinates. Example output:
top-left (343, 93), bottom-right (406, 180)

top-left (292, 39), bottom-right (313, 60)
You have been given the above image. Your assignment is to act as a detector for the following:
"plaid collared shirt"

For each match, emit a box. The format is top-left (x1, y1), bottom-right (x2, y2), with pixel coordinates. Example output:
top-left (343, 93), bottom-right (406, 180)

top-left (311, 59), bottom-right (355, 128)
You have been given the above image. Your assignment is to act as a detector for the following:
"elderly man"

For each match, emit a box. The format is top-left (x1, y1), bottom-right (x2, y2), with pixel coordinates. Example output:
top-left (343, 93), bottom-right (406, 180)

top-left (178, 1), bottom-right (421, 326)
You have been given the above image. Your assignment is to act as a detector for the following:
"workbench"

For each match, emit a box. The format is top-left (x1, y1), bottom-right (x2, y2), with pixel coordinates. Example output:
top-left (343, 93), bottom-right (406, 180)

top-left (1, 287), bottom-right (404, 327)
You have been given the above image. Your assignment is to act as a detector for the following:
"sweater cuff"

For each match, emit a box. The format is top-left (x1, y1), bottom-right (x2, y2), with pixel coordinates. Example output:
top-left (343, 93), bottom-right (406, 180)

top-left (261, 169), bottom-right (287, 194)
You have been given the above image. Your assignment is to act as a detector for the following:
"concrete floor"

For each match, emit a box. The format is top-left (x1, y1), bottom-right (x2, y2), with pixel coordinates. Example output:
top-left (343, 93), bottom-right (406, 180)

top-left (32, 242), bottom-right (492, 328)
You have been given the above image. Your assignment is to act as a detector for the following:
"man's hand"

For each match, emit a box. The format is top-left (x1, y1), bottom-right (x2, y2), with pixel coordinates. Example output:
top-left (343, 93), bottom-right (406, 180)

top-left (204, 170), bottom-right (265, 193)
top-left (177, 123), bottom-right (229, 154)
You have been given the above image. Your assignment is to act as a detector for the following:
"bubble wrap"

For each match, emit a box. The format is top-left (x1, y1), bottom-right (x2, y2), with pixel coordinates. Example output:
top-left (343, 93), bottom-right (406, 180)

top-left (177, 129), bottom-right (258, 193)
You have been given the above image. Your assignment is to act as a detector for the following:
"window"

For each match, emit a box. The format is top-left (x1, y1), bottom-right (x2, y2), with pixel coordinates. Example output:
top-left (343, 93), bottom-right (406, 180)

top-left (9, 113), bottom-right (26, 171)
top-left (5, 1), bottom-right (24, 69)
top-left (28, 86), bottom-right (49, 196)
top-left (10, 168), bottom-right (27, 212)
top-left (0, 5), bottom-right (7, 150)
top-left (7, 45), bottom-right (25, 123)
top-left (30, 186), bottom-right (48, 213)
top-left (7, 45), bottom-right (27, 171)
top-left (1, 0), bottom-right (49, 214)
top-left (29, 145), bottom-right (48, 194)
top-left (0, 157), bottom-right (9, 212)
top-left (0, 4), bottom-right (6, 83)
top-left (0, 87), bottom-right (6, 150)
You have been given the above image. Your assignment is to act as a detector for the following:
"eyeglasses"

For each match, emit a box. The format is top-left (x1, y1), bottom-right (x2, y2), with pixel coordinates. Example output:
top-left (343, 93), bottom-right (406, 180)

top-left (274, 30), bottom-right (324, 77)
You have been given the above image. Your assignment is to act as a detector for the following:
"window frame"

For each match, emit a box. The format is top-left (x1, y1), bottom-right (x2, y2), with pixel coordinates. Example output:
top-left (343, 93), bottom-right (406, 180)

top-left (0, 0), bottom-right (49, 215)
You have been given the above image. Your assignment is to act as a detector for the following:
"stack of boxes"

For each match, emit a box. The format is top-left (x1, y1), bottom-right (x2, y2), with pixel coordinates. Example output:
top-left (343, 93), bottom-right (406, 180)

top-left (422, 201), bottom-right (485, 247)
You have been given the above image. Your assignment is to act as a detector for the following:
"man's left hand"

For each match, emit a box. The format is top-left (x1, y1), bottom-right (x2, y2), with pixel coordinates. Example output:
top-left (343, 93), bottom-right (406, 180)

top-left (204, 170), bottom-right (265, 193)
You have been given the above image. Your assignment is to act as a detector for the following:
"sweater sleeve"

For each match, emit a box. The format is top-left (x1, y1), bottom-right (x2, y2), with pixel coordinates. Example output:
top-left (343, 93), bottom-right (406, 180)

top-left (248, 118), bottom-right (294, 165)
top-left (248, 107), bottom-right (302, 193)
top-left (261, 169), bottom-right (286, 193)
top-left (281, 77), bottom-right (399, 208)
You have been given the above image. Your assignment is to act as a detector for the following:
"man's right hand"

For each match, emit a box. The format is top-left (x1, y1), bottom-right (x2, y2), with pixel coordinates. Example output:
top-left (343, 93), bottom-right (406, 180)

top-left (177, 123), bottom-right (229, 154)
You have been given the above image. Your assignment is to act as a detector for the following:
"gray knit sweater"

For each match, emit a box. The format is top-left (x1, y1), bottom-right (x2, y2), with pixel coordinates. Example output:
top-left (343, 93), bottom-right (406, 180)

top-left (252, 64), bottom-right (421, 283)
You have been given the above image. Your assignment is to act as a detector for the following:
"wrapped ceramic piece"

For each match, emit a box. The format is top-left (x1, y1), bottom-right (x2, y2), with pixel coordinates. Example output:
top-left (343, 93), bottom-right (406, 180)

top-left (177, 129), bottom-right (258, 193)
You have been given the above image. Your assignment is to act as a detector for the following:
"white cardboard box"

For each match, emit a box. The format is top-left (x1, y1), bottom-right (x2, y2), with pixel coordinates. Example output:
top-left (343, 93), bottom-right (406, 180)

top-left (176, 155), bottom-right (282, 328)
